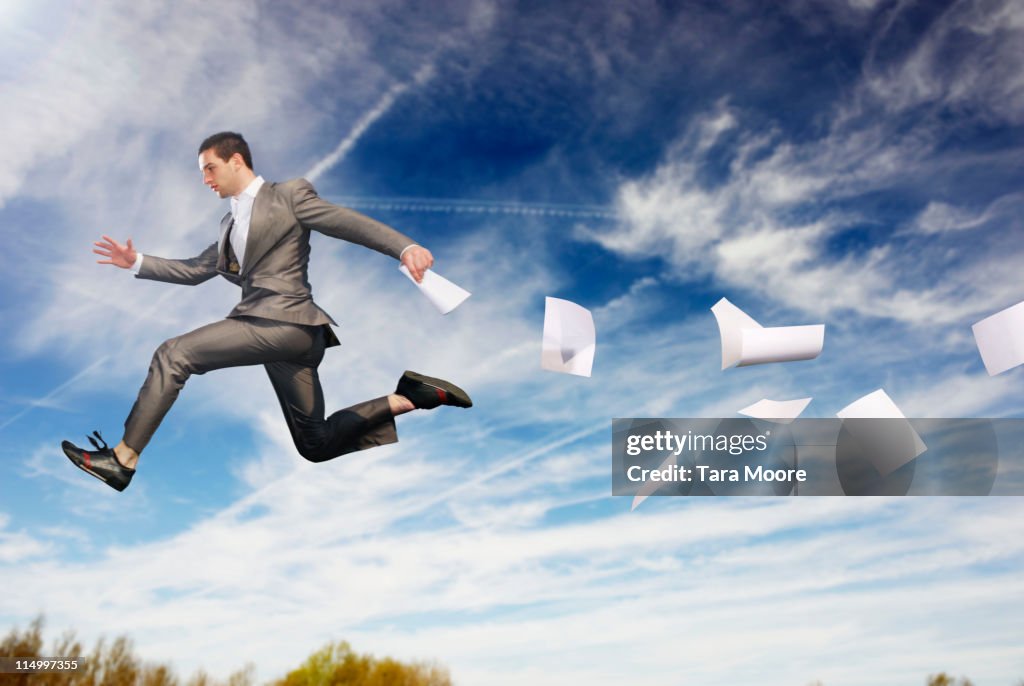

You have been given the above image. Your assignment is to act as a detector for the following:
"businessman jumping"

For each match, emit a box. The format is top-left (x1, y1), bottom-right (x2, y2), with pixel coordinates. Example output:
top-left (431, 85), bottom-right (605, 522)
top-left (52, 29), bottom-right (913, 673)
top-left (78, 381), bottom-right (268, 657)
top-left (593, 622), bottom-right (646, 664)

top-left (62, 131), bottom-right (471, 491)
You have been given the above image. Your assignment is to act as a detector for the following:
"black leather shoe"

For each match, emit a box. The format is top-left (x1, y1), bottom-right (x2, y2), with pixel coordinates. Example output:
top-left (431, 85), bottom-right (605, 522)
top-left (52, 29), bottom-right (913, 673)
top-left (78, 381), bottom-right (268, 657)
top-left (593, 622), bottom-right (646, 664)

top-left (61, 431), bottom-right (135, 492)
top-left (396, 371), bottom-right (473, 410)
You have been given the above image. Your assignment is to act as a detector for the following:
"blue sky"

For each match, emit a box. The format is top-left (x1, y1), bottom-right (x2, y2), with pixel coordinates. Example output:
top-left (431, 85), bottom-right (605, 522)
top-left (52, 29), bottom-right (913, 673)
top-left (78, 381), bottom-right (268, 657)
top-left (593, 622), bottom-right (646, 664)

top-left (1, 0), bottom-right (1023, 683)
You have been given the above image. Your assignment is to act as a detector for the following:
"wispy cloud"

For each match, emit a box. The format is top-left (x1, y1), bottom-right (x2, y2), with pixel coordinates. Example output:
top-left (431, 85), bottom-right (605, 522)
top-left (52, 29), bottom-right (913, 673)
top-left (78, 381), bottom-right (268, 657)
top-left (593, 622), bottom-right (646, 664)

top-left (860, 0), bottom-right (1024, 124)
top-left (579, 3), bottom-right (1024, 328)
top-left (910, 192), bottom-right (1024, 235)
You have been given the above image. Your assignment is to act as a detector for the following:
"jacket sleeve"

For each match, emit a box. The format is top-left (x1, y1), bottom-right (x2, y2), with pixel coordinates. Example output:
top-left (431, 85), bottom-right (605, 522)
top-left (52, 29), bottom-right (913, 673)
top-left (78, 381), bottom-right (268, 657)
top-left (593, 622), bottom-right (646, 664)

top-left (289, 179), bottom-right (416, 259)
top-left (135, 242), bottom-right (219, 285)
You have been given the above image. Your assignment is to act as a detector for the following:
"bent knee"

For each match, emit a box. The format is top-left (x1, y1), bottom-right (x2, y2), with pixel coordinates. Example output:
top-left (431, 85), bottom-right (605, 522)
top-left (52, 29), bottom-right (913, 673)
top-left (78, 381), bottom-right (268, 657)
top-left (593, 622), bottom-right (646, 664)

top-left (154, 337), bottom-right (183, 362)
top-left (294, 435), bottom-right (357, 463)
top-left (151, 337), bottom-right (194, 379)
top-left (296, 441), bottom-right (333, 463)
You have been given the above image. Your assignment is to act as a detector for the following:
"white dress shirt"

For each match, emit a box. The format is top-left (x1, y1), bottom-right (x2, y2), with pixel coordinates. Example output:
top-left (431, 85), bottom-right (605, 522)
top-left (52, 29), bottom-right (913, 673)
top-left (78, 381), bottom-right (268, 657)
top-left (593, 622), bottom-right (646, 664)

top-left (226, 176), bottom-right (265, 269)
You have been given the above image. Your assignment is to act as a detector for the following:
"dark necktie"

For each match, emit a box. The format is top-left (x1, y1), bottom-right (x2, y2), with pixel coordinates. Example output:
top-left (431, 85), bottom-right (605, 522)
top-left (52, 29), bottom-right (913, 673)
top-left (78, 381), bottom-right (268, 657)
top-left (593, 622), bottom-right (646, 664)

top-left (224, 220), bottom-right (240, 274)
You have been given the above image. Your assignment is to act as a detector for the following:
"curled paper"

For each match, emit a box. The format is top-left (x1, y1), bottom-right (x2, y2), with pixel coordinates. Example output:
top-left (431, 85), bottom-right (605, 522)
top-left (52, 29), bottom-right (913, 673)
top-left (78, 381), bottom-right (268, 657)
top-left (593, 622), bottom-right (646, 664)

top-left (710, 298), bottom-right (825, 369)
top-left (399, 265), bottom-right (471, 314)
top-left (541, 297), bottom-right (595, 377)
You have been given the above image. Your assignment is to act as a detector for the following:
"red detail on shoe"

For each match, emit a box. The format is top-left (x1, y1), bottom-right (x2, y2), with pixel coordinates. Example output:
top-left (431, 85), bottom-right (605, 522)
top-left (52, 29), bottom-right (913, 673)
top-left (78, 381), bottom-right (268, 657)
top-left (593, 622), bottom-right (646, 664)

top-left (83, 452), bottom-right (91, 468)
top-left (437, 389), bottom-right (448, 404)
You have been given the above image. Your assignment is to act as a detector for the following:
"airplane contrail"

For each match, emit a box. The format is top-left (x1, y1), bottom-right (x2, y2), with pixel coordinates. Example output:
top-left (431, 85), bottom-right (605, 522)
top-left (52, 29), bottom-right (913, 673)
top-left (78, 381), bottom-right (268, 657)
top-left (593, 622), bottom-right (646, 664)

top-left (0, 354), bottom-right (111, 432)
top-left (305, 63), bottom-right (436, 183)
top-left (331, 195), bottom-right (616, 220)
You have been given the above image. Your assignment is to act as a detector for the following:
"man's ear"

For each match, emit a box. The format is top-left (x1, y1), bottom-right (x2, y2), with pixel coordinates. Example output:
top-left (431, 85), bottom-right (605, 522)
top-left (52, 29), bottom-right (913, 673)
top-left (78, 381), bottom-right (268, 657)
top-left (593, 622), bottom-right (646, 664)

top-left (230, 152), bottom-right (245, 170)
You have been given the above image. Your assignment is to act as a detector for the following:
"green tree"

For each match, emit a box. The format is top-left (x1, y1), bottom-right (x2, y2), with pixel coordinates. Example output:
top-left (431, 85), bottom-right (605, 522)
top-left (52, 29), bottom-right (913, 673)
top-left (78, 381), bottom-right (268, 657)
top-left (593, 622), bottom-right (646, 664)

top-left (927, 674), bottom-right (974, 686)
top-left (273, 641), bottom-right (451, 686)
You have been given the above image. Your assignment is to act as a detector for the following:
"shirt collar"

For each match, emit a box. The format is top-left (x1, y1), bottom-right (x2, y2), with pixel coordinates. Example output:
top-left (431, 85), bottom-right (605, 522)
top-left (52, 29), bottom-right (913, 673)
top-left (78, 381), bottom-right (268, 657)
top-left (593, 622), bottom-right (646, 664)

top-left (230, 176), bottom-right (264, 216)
top-left (238, 175), bottom-right (265, 200)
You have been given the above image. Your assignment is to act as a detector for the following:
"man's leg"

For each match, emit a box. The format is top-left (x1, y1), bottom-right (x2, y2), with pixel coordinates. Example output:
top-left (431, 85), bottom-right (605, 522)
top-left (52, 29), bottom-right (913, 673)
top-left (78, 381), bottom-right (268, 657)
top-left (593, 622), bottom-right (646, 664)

top-left (122, 317), bottom-right (318, 459)
top-left (264, 327), bottom-right (398, 462)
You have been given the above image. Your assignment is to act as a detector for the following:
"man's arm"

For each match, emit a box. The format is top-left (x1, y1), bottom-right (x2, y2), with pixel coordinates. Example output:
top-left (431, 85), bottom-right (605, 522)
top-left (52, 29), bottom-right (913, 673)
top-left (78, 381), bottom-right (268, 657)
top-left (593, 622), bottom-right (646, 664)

top-left (136, 243), bottom-right (219, 285)
top-left (289, 179), bottom-right (434, 280)
top-left (94, 235), bottom-right (219, 285)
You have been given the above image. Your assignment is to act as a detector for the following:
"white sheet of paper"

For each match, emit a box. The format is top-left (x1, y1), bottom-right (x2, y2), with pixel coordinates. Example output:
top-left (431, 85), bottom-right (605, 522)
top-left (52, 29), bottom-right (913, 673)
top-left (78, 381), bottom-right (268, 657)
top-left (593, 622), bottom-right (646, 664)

top-left (710, 298), bottom-right (825, 369)
top-left (837, 389), bottom-right (926, 477)
top-left (738, 397), bottom-right (812, 424)
top-left (972, 300), bottom-right (1024, 376)
top-left (631, 453), bottom-right (675, 511)
top-left (399, 265), bottom-right (471, 314)
top-left (541, 297), bottom-right (595, 377)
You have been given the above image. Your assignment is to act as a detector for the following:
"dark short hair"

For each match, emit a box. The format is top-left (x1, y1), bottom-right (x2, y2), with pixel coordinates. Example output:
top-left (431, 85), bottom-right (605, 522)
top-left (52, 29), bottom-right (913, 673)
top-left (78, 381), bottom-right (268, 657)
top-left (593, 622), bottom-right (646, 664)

top-left (198, 131), bottom-right (253, 170)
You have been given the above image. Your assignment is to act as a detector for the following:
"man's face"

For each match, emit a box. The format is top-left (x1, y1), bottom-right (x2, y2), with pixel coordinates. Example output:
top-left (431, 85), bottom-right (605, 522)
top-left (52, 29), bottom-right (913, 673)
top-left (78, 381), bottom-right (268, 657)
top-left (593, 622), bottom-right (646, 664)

top-left (198, 149), bottom-right (243, 198)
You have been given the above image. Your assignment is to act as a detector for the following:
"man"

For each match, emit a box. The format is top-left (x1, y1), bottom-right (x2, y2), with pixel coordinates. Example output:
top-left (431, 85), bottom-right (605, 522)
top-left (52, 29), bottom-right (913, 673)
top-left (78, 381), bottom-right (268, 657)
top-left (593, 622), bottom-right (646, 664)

top-left (61, 131), bottom-right (471, 492)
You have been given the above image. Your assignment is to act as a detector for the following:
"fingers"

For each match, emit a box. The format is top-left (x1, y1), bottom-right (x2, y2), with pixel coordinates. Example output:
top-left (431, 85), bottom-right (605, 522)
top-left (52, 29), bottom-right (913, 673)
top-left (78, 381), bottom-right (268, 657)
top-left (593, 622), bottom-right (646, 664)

top-left (98, 234), bottom-right (134, 252)
top-left (404, 247), bottom-right (434, 282)
top-left (420, 254), bottom-right (434, 282)
top-left (94, 236), bottom-right (130, 268)
top-left (409, 257), bottom-right (429, 282)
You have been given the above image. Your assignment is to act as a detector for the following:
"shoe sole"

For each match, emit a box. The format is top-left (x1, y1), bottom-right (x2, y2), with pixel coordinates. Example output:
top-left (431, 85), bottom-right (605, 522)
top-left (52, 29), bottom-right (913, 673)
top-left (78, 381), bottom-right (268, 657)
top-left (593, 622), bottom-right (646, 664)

top-left (403, 371), bottom-right (473, 408)
top-left (61, 441), bottom-right (128, 491)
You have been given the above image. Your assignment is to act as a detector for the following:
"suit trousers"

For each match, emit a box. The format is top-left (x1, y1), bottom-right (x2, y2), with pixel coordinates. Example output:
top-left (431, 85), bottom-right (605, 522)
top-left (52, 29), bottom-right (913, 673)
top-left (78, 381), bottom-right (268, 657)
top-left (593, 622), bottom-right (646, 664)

top-left (122, 316), bottom-right (397, 459)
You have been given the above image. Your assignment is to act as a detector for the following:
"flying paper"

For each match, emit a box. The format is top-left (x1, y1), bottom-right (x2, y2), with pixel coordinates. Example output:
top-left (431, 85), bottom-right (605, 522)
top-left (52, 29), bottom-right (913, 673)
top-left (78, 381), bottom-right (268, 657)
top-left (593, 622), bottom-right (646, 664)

top-left (399, 265), bottom-right (471, 314)
top-left (710, 298), bottom-right (825, 369)
top-left (738, 397), bottom-right (812, 424)
top-left (972, 300), bottom-right (1024, 376)
top-left (541, 297), bottom-right (595, 377)
top-left (631, 452), bottom-right (675, 511)
top-left (837, 389), bottom-right (926, 477)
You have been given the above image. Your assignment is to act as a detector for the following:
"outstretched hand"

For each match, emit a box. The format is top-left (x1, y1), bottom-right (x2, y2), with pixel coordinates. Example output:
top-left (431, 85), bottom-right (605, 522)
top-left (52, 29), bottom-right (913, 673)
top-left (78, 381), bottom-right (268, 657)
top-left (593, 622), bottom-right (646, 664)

top-left (401, 245), bottom-right (434, 283)
top-left (94, 235), bottom-right (138, 269)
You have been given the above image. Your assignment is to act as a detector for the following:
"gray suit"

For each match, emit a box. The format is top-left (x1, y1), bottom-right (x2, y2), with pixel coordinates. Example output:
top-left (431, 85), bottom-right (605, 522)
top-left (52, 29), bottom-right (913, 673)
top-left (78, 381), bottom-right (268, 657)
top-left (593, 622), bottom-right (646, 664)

top-left (123, 179), bottom-right (415, 460)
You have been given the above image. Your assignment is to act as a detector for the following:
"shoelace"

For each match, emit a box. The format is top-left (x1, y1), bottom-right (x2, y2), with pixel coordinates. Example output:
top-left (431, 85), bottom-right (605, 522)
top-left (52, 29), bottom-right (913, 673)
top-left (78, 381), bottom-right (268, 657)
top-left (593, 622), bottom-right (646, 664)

top-left (87, 430), bottom-right (109, 452)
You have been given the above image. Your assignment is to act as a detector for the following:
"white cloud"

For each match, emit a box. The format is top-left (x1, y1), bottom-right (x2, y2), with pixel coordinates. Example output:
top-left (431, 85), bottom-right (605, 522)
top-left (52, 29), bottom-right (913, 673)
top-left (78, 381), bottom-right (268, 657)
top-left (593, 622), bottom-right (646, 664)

top-left (910, 192), bottom-right (1024, 235)
top-left (0, 514), bottom-right (52, 563)
top-left (5, 496), bottom-right (1023, 684)
top-left (572, 0), bottom-right (1024, 336)
top-left (913, 201), bottom-right (989, 235)
top-left (582, 89), bottom-right (1022, 331)
top-left (862, 0), bottom-right (1024, 124)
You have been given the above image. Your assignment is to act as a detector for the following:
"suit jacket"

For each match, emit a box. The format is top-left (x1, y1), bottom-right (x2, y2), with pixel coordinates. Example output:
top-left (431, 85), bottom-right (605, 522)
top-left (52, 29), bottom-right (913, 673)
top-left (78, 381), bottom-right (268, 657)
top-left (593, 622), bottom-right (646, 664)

top-left (136, 178), bottom-right (414, 347)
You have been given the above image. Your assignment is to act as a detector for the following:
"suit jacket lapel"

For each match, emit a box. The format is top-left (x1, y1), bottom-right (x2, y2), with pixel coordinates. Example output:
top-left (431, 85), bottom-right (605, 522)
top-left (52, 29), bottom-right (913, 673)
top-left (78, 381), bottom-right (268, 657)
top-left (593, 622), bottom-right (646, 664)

top-left (216, 212), bottom-right (233, 273)
top-left (241, 183), bottom-right (280, 277)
